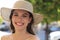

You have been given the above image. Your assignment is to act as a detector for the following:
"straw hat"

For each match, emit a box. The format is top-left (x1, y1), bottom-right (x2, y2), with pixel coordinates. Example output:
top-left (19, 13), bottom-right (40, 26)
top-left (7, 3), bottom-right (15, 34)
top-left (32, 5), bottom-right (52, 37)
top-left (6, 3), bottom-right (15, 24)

top-left (1, 0), bottom-right (43, 25)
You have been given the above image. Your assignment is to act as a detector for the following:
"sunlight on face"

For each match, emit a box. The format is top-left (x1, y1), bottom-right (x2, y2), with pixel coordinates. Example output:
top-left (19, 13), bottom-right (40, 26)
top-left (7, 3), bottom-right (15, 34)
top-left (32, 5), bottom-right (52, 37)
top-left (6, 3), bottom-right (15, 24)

top-left (12, 9), bottom-right (32, 31)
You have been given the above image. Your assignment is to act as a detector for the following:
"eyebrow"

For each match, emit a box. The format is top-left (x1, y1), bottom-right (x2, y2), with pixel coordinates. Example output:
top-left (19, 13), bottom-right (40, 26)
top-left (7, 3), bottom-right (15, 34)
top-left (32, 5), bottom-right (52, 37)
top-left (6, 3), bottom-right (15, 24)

top-left (24, 12), bottom-right (29, 15)
top-left (13, 11), bottom-right (29, 16)
top-left (13, 10), bottom-right (19, 14)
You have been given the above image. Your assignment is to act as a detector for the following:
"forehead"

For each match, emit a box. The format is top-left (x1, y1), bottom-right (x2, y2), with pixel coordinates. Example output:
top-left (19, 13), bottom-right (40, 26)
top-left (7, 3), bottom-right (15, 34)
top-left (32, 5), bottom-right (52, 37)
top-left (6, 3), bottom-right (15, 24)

top-left (13, 9), bottom-right (30, 15)
top-left (13, 9), bottom-right (28, 13)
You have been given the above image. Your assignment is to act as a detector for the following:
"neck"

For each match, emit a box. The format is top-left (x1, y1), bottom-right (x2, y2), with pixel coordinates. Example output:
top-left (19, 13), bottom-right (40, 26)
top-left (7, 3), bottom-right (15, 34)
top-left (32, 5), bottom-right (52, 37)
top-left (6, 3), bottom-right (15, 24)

top-left (12, 29), bottom-right (32, 40)
top-left (12, 29), bottom-right (29, 37)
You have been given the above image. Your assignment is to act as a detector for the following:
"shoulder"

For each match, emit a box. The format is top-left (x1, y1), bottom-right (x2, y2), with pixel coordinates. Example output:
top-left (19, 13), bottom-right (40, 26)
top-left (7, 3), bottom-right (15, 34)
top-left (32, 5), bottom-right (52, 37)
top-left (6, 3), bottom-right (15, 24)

top-left (27, 35), bottom-right (40, 40)
top-left (1, 35), bottom-right (12, 40)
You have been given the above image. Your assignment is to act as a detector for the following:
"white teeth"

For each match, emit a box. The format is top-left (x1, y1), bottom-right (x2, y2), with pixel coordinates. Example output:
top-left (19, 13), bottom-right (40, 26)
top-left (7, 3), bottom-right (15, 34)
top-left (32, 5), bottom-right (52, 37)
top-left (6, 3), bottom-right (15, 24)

top-left (16, 23), bottom-right (23, 26)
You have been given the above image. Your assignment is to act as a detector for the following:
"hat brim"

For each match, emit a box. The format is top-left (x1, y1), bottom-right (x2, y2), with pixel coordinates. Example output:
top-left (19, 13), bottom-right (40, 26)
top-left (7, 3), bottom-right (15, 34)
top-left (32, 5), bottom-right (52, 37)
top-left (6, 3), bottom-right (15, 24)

top-left (1, 7), bottom-right (43, 25)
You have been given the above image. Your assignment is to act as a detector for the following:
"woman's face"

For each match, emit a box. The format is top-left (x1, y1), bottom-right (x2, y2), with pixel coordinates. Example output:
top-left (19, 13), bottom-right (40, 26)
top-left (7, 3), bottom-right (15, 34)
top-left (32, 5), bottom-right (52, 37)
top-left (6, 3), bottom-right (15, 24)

top-left (12, 9), bottom-right (32, 30)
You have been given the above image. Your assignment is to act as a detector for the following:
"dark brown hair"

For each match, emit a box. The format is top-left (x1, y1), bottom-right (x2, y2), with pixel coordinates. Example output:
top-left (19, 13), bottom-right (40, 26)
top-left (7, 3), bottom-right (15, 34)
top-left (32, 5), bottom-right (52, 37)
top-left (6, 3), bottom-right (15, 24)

top-left (9, 9), bottom-right (35, 35)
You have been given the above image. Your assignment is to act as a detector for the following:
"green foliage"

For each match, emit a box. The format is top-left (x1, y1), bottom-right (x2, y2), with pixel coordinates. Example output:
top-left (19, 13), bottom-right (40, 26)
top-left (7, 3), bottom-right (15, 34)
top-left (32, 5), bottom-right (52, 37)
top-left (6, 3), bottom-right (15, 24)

top-left (0, 16), bottom-right (3, 24)
top-left (26, 0), bottom-right (60, 23)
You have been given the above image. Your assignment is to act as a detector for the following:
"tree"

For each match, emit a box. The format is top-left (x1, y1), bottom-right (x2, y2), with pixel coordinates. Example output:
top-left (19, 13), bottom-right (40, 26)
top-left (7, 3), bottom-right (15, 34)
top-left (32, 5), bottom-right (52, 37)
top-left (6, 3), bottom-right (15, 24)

top-left (26, 0), bottom-right (60, 40)
top-left (0, 16), bottom-right (3, 24)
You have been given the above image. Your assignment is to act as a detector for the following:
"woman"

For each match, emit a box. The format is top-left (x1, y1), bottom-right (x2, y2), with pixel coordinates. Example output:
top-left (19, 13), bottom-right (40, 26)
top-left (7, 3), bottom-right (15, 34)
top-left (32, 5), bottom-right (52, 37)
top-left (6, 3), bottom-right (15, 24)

top-left (1, 0), bottom-right (43, 40)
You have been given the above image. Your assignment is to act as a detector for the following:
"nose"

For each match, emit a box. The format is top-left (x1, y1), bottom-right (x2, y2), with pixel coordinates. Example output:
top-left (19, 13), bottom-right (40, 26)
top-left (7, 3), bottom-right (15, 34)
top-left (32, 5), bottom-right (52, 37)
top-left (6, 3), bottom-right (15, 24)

top-left (17, 16), bottom-right (23, 21)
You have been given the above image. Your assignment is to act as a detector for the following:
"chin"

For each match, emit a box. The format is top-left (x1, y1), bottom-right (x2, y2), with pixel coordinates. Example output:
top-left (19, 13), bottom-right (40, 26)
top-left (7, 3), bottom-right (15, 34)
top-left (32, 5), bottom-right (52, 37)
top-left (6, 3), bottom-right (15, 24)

top-left (15, 26), bottom-right (25, 30)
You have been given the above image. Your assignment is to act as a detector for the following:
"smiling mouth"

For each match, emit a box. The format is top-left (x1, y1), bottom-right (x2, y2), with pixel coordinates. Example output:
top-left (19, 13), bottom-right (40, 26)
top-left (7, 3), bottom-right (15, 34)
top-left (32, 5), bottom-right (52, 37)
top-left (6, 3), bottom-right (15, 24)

top-left (15, 22), bottom-right (24, 26)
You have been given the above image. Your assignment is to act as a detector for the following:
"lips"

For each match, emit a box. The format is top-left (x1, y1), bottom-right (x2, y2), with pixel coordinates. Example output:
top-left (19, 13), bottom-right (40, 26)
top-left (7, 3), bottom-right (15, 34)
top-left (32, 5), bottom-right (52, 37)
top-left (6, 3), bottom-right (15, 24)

top-left (15, 22), bottom-right (24, 26)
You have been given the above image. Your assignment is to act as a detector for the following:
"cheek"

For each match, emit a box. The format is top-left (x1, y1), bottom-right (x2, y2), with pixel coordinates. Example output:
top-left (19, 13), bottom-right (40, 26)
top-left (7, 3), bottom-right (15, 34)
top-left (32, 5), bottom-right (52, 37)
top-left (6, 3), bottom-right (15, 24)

top-left (24, 18), bottom-right (31, 24)
top-left (12, 16), bottom-right (17, 21)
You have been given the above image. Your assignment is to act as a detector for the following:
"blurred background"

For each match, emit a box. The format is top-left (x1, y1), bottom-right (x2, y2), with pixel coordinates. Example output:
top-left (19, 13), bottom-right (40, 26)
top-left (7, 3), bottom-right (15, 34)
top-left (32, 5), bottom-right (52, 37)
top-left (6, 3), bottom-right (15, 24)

top-left (0, 0), bottom-right (60, 40)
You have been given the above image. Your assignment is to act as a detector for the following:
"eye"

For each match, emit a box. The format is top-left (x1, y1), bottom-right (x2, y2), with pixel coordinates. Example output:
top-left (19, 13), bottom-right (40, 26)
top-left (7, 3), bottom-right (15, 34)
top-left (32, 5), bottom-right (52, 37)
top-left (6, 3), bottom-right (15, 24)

top-left (22, 15), bottom-right (27, 17)
top-left (13, 12), bottom-right (18, 16)
top-left (22, 13), bottom-right (29, 17)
